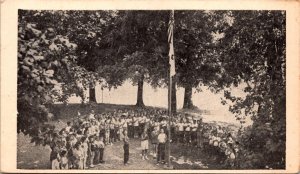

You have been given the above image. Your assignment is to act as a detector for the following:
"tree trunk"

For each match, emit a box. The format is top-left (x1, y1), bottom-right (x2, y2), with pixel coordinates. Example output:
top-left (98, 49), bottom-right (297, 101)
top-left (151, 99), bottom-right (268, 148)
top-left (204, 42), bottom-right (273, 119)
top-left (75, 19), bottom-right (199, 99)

top-left (136, 77), bottom-right (145, 107)
top-left (89, 87), bottom-right (97, 103)
top-left (183, 85), bottom-right (195, 109)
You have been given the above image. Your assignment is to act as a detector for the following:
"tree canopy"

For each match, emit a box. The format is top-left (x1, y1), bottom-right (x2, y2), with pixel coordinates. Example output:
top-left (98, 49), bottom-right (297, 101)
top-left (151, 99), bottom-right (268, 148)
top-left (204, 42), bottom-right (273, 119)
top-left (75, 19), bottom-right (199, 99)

top-left (217, 11), bottom-right (286, 168)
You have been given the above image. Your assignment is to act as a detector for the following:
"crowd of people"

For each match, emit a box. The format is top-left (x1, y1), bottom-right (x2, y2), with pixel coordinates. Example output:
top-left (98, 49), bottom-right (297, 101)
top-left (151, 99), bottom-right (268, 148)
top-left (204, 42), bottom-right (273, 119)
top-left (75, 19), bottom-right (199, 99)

top-left (48, 107), bottom-right (239, 169)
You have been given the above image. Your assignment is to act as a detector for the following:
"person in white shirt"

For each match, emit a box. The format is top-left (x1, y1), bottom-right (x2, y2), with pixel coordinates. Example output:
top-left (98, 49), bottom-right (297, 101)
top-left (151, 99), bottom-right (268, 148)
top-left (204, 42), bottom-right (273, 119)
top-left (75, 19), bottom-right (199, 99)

top-left (156, 129), bottom-right (167, 165)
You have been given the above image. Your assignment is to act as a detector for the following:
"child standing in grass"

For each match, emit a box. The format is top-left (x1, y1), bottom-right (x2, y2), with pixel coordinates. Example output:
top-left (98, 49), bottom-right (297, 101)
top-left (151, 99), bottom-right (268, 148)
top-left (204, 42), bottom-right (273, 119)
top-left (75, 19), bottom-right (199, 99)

top-left (157, 129), bottom-right (167, 165)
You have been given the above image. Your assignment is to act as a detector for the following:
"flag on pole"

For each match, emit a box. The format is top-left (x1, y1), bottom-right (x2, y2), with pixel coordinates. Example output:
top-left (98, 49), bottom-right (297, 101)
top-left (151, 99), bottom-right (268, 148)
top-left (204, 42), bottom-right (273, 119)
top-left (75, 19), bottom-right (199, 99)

top-left (168, 10), bottom-right (176, 77)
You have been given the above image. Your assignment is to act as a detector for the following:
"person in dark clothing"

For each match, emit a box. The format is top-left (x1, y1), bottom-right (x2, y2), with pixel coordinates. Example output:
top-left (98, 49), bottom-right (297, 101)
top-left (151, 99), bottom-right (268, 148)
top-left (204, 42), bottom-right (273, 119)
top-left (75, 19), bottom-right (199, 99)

top-left (98, 136), bottom-right (105, 163)
top-left (123, 130), bottom-right (130, 165)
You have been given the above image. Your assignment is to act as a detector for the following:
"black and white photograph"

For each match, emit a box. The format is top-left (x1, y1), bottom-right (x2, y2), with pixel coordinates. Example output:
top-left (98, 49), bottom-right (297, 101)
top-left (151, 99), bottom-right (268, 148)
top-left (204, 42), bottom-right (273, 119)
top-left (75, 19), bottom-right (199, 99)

top-left (1, 0), bottom-right (299, 173)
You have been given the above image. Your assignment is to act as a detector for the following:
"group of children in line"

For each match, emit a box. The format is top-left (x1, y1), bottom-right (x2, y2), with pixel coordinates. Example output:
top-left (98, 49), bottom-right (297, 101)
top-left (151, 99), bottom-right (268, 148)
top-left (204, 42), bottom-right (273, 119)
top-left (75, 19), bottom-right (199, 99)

top-left (48, 107), bottom-right (238, 169)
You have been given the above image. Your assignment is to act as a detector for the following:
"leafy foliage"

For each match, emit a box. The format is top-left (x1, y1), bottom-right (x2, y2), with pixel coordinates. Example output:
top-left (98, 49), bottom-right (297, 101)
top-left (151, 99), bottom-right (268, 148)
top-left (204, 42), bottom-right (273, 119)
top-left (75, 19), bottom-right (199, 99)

top-left (17, 10), bottom-right (99, 143)
top-left (174, 11), bottom-right (221, 88)
top-left (217, 11), bottom-right (286, 169)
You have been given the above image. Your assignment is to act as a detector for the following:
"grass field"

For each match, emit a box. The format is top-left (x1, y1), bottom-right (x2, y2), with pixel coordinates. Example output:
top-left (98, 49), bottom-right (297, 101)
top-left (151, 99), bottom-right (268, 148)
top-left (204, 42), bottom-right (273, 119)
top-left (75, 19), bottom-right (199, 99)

top-left (17, 103), bottom-right (236, 170)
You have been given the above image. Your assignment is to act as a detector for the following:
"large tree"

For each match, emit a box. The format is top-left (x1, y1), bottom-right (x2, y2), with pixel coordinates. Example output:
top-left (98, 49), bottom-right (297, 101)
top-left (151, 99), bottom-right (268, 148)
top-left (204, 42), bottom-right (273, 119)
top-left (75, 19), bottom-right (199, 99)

top-left (56, 10), bottom-right (123, 103)
top-left (17, 10), bottom-right (99, 143)
top-left (174, 11), bottom-right (223, 109)
top-left (92, 10), bottom-right (171, 107)
top-left (217, 11), bottom-right (286, 169)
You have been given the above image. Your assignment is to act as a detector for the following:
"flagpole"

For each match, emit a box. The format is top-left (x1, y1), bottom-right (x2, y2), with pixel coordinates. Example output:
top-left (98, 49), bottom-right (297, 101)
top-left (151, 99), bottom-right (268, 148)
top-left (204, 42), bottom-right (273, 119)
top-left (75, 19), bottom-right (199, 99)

top-left (168, 68), bottom-right (172, 167)
top-left (167, 9), bottom-right (175, 168)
